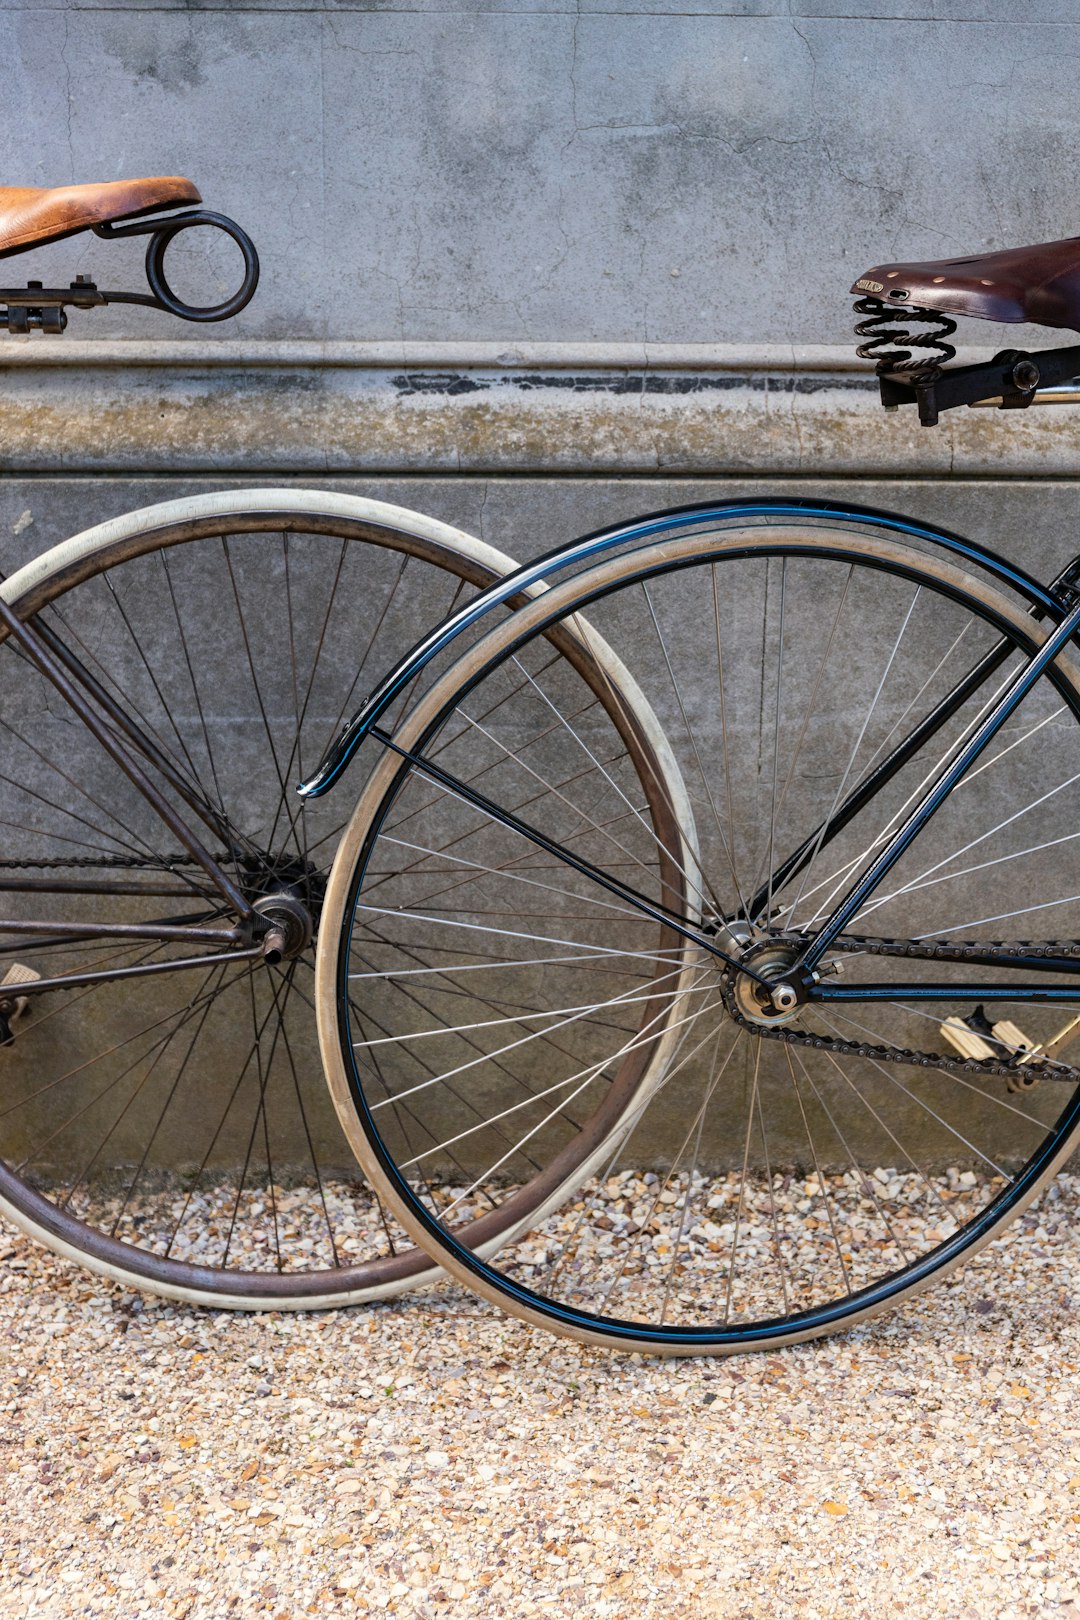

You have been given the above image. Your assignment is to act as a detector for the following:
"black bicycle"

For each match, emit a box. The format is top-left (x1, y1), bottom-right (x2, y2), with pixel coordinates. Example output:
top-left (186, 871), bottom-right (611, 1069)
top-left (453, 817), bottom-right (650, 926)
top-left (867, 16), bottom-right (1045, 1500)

top-left (299, 230), bottom-right (1080, 1353)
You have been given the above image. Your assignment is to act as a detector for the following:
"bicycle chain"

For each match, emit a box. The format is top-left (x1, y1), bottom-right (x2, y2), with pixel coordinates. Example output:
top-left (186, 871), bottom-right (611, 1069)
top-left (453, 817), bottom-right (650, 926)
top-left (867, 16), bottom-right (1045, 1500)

top-left (833, 932), bottom-right (1080, 965)
top-left (720, 930), bottom-right (1080, 1088)
top-left (0, 853), bottom-right (217, 870)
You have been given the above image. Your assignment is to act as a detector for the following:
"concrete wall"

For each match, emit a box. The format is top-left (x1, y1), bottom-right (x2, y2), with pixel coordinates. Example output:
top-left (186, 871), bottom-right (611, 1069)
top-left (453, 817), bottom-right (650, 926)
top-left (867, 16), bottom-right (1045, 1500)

top-left (4, 1), bottom-right (1077, 483)
top-left (4, 4), bottom-right (1077, 485)
top-left (3, 2), bottom-right (1077, 351)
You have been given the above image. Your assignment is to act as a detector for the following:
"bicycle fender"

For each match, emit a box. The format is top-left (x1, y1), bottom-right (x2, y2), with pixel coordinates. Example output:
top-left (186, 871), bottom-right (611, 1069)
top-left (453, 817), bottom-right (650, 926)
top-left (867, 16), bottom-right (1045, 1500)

top-left (296, 496), bottom-right (1063, 800)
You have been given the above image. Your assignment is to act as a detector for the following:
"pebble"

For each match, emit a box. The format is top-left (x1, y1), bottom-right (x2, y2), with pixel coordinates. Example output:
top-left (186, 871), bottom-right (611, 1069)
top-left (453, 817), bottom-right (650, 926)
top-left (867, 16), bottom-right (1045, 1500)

top-left (3, 1175), bottom-right (1080, 1616)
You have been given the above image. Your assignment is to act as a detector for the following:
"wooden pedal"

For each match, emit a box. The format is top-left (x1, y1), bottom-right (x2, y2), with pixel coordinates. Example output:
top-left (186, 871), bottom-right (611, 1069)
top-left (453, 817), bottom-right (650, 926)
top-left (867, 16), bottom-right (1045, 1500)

top-left (941, 1015), bottom-right (996, 1062)
top-left (0, 963), bottom-right (41, 1042)
top-left (988, 1018), bottom-right (1035, 1057)
top-left (940, 1009), bottom-right (1035, 1063)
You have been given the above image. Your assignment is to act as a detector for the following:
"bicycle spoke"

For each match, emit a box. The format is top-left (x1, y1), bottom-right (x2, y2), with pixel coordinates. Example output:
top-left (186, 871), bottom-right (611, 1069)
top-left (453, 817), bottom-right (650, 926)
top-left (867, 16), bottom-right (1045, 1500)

top-left (784, 586), bottom-right (923, 929)
top-left (0, 501), bottom-right (551, 1300)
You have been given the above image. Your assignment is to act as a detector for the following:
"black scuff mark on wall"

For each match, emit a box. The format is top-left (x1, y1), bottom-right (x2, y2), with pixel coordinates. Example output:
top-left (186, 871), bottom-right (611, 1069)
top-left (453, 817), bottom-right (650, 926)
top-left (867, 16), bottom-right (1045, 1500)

top-left (391, 372), bottom-right (876, 399)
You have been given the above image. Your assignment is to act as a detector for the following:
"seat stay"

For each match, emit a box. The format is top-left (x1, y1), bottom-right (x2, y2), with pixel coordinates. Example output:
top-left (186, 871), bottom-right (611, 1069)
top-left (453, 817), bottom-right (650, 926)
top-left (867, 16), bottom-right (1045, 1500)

top-left (0, 592), bottom-right (253, 921)
top-left (742, 547), bottom-right (1080, 926)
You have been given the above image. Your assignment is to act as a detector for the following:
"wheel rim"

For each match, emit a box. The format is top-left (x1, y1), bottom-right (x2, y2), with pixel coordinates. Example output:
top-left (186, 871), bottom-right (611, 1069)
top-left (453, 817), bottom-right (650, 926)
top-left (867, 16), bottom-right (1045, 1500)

top-left (331, 521), bottom-right (1080, 1348)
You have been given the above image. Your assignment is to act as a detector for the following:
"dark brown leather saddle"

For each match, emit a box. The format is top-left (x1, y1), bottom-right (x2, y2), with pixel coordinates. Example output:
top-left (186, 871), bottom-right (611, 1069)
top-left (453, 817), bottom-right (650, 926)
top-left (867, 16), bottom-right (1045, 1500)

top-left (0, 176), bottom-right (200, 259)
top-left (851, 235), bottom-right (1080, 425)
top-left (852, 236), bottom-right (1080, 331)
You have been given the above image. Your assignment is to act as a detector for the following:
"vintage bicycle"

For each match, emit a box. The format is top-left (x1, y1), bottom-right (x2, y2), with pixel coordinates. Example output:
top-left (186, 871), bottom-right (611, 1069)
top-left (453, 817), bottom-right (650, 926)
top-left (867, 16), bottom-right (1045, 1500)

top-left (0, 176), bottom-right (690, 1313)
top-left (291, 232), bottom-right (1080, 1353)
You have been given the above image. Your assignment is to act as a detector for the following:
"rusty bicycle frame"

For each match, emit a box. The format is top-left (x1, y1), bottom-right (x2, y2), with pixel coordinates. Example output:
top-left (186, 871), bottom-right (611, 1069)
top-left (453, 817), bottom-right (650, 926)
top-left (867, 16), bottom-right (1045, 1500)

top-left (0, 205), bottom-right (282, 1019)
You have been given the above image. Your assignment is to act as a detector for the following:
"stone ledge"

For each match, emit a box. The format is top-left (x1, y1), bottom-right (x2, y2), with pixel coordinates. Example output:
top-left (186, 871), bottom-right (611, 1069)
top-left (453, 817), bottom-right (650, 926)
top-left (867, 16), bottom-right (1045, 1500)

top-left (0, 339), bottom-right (1006, 371)
top-left (2, 344), bottom-right (1079, 476)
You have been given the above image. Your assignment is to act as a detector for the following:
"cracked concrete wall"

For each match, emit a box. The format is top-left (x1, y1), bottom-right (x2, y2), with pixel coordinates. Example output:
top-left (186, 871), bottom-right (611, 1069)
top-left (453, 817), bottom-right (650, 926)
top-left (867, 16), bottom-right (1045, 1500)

top-left (4, 3), bottom-right (1076, 472)
top-left (2, 3), bottom-right (1074, 350)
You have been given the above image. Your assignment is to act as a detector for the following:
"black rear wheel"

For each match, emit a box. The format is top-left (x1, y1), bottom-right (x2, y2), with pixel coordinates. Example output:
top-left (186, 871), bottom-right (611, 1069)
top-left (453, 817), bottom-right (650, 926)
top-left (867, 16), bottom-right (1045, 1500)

top-left (320, 516), bottom-right (1080, 1352)
top-left (0, 491), bottom-right (526, 1307)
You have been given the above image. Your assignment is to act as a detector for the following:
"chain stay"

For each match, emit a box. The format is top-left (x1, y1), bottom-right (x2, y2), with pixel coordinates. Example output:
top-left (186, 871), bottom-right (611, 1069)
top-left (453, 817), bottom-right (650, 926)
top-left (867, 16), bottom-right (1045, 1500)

top-left (722, 930), bottom-right (1080, 1087)
top-left (835, 932), bottom-right (1080, 964)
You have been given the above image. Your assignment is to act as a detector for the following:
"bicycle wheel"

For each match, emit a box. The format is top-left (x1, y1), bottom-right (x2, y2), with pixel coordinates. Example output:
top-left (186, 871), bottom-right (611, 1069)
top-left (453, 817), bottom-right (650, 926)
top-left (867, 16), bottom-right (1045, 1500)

top-left (320, 515), bottom-right (1080, 1352)
top-left (0, 487), bottom-right (694, 1309)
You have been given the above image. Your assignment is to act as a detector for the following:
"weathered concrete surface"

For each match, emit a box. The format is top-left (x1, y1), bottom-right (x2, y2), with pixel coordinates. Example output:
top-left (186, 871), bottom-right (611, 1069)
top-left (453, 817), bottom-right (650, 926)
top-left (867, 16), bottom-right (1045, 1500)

top-left (1, 4), bottom-right (1076, 353)
top-left (5, 346), bottom-right (1080, 476)
top-left (5, 473), bottom-right (1080, 586)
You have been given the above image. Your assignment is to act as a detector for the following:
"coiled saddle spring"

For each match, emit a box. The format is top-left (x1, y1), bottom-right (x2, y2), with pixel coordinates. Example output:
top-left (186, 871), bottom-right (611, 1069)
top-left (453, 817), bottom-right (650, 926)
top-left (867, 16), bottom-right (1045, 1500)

top-left (853, 297), bottom-right (957, 377)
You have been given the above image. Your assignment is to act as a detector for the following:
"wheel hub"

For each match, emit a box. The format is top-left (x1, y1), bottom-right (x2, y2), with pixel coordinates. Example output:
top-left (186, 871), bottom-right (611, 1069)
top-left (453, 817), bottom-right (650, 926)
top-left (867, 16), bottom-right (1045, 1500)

top-left (253, 891), bottom-right (313, 962)
top-left (241, 851), bottom-right (325, 962)
top-left (241, 851), bottom-right (326, 912)
top-left (730, 940), bottom-right (806, 1028)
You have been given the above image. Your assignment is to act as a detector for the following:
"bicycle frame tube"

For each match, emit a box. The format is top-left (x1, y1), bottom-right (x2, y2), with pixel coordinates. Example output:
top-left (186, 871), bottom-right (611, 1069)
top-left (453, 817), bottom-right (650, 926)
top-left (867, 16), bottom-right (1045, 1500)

top-left (370, 727), bottom-right (766, 983)
top-left (24, 608), bottom-right (237, 852)
top-left (816, 981), bottom-right (1080, 1004)
top-left (797, 589), bottom-right (1080, 986)
top-left (5, 943), bottom-right (265, 999)
top-left (0, 596), bottom-right (260, 984)
top-left (742, 553), bottom-right (1080, 925)
top-left (297, 498), bottom-right (1062, 800)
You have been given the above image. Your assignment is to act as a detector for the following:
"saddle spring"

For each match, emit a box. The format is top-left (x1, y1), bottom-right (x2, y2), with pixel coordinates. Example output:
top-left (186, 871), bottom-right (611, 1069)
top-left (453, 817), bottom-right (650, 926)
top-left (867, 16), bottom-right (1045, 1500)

top-left (853, 297), bottom-right (957, 377)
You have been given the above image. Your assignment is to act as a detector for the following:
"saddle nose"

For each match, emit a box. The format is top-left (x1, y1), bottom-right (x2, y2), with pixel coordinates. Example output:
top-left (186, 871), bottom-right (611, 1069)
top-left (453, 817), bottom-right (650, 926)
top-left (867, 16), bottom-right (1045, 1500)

top-left (852, 234), bottom-right (1080, 332)
top-left (0, 176), bottom-right (201, 260)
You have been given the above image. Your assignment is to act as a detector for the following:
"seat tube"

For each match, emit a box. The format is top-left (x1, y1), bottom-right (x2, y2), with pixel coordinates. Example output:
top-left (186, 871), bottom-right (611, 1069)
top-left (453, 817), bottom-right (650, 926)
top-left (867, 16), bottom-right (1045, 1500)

top-left (799, 593), bottom-right (1080, 974)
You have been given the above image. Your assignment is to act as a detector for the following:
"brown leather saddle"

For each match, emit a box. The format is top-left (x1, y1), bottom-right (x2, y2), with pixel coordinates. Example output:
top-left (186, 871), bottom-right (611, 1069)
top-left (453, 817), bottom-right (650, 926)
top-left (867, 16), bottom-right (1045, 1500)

top-left (852, 235), bottom-right (1080, 425)
top-left (0, 176), bottom-right (200, 259)
top-left (852, 236), bottom-right (1080, 331)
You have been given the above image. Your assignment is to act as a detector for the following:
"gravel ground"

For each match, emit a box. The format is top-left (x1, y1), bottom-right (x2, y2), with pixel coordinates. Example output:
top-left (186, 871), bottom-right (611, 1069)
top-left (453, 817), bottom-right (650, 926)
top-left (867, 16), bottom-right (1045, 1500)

top-left (3, 1179), bottom-right (1080, 1619)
